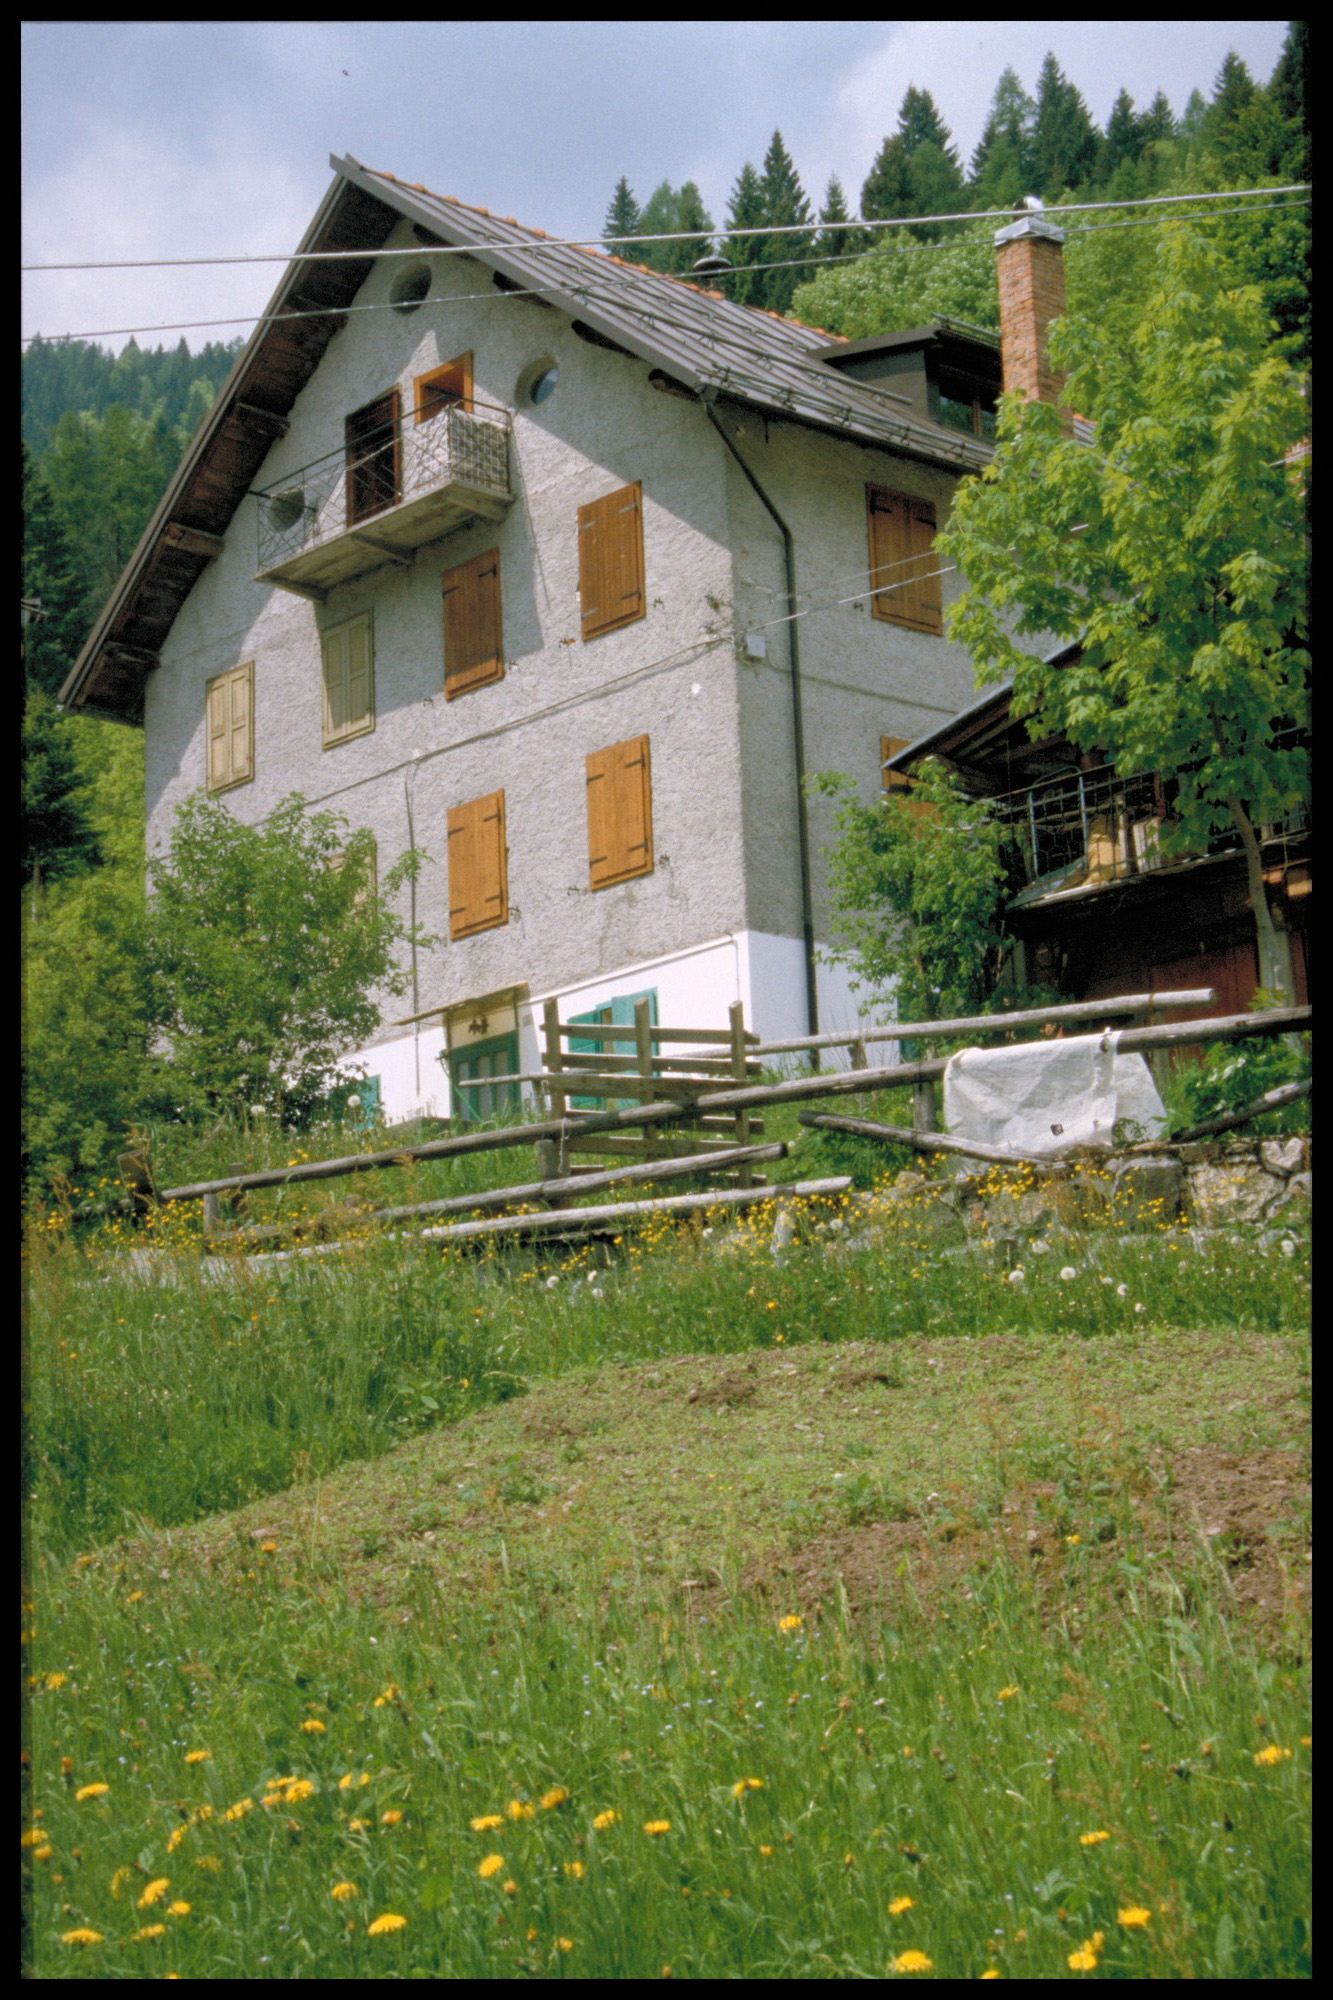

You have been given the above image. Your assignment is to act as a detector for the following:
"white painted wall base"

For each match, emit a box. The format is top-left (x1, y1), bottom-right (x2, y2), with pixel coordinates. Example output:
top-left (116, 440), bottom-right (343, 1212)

top-left (343, 929), bottom-right (901, 1127)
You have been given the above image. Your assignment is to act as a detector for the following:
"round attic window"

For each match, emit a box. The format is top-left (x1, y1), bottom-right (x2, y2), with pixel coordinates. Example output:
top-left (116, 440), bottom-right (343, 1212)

top-left (390, 262), bottom-right (432, 314)
top-left (517, 357), bottom-right (560, 406)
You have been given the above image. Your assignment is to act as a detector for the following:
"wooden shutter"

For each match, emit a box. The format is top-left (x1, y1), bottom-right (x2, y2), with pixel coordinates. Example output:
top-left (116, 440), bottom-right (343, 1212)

top-left (447, 790), bottom-right (508, 939)
top-left (206, 660), bottom-right (253, 792)
top-left (578, 482), bottom-right (645, 640)
top-left (881, 735), bottom-right (912, 793)
top-left (415, 351), bottom-right (474, 421)
top-left (587, 735), bottom-right (653, 890)
top-left (442, 549), bottom-right (503, 699)
top-left (321, 614), bottom-right (374, 745)
top-left (867, 487), bottom-right (942, 634)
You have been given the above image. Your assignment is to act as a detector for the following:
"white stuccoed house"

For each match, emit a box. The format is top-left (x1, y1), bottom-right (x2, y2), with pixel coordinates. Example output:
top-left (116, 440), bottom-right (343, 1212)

top-left (63, 155), bottom-right (1055, 1125)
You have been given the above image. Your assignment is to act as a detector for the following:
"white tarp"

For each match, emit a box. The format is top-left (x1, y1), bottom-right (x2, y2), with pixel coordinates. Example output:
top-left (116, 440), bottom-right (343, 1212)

top-left (943, 1030), bottom-right (1167, 1157)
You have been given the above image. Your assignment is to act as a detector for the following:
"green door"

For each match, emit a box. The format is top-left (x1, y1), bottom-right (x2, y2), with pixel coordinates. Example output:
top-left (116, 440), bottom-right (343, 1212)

top-left (450, 1032), bottom-right (520, 1124)
top-left (567, 989), bottom-right (658, 1110)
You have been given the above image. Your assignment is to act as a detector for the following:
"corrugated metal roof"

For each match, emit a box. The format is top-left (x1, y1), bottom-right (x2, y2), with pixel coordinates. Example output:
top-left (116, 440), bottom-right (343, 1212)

top-left (62, 154), bottom-right (994, 722)
top-left (338, 157), bottom-right (995, 474)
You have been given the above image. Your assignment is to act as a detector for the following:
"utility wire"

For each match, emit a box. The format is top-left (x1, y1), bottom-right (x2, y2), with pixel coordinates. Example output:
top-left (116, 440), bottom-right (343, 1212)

top-left (21, 193), bottom-right (1308, 349)
top-left (21, 182), bottom-right (1311, 272)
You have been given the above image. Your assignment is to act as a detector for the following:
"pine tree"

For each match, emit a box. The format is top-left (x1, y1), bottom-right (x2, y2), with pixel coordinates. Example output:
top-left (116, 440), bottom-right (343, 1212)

top-left (1032, 52), bottom-right (1100, 197)
top-left (969, 66), bottom-right (1038, 205)
top-left (753, 130), bottom-right (815, 312)
top-left (23, 687), bottom-right (101, 899)
top-left (817, 174), bottom-right (864, 264)
top-left (1137, 91), bottom-right (1176, 148)
top-left (1100, 88), bottom-right (1143, 178)
top-left (723, 160), bottom-right (768, 309)
top-left (603, 176), bottom-right (644, 262)
top-left (22, 444), bottom-right (89, 699)
top-left (1208, 50), bottom-right (1257, 129)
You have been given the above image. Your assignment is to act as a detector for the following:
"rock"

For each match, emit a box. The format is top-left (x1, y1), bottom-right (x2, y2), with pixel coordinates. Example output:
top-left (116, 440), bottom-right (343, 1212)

top-left (1260, 1136), bottom-right (1307, 1177)
top-left (1108, 1154), bottom-right (1186, 1223)
top-left (1185, 1162), bottom-right (1287, 1227)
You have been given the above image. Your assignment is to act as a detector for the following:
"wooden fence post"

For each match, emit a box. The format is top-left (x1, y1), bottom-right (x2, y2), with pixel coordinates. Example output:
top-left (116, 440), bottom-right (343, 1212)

top-left (730, 1000), bottom-right (753, 1188)
top-left (634, 999), bottom-right (659, 1163)
top-left (542, 998), bottom-right (569, 1156)
top-left (913, 1076), bottom-right (939, 1137)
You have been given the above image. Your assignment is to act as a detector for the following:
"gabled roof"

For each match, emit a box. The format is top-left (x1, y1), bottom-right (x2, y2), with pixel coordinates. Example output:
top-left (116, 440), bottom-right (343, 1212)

top-left (61, 153), bottom-right (995, 724)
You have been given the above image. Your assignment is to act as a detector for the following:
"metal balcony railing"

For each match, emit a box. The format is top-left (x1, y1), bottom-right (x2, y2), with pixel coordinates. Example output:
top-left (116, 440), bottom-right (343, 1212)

top-left (255, 400), bottom-right (513, 585)
top-left (992, 760), bottom-right (1309, 899)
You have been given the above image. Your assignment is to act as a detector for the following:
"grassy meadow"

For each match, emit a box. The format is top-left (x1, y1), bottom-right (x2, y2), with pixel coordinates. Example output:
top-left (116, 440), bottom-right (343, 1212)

top-left (23, 1102), bottom-right (1311, 1977)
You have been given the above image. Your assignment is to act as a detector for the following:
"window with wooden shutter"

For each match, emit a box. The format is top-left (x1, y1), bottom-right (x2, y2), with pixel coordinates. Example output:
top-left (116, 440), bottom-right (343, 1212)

top-left (415, 351), bottom-right (474, 422)
top-left (345, 388), bottom-right (402, 524)
top-left (329, 836), bottom-right (378, 909)
top-left (206, 660), bottom-right (254, 793)
top-left (867, 486), bottom-right (942, 634)
top-left (586, 734), bottom-right (653, 890)
top-left (441, 548), bottom-right (503, 700)
top-left (321, 612), bottom-right (375, 746)
top-left (881, 735), bottom-right (912, 793)
top-left (578, 482), bottom-right (645, 640)
top-left (447, 790), bottom-right (508, 939)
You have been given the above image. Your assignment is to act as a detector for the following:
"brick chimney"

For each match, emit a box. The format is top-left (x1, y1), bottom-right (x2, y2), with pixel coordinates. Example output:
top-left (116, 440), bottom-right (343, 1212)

top-left (994, 204), bottom-right (1068, 409)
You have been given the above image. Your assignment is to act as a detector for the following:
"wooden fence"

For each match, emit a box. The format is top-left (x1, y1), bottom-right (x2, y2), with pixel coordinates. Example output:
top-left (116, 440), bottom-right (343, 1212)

top-left (96, 995), bottom-right (1307, 1254)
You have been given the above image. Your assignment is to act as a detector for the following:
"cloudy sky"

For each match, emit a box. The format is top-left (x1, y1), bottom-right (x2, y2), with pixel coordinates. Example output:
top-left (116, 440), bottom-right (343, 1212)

top-left (22, 20), bottom-right (1291, 354)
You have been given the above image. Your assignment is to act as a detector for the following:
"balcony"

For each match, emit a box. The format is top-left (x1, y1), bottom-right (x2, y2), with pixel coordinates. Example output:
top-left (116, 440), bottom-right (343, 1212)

top-left (255, 400), bottom-right (513, 597)
top-left (993, 761), bottom-right (1309, 906)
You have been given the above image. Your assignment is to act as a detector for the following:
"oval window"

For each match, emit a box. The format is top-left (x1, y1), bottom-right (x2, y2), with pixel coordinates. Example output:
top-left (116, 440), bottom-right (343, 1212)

top-left (390, 262), bottom-right (432, 315)
top-left (517, 357), bottom-right (560, 407)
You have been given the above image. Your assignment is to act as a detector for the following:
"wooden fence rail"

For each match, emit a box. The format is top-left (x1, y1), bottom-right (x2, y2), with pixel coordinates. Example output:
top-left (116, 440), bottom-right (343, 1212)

top-left (85, 1004), bottom-right (1305, 1235)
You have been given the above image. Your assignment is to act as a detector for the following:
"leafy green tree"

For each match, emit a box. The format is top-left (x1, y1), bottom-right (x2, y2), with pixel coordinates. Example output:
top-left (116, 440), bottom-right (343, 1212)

top-left (810, 760), bottom-right (1007, 1023)
top-left (23, 850), bottom-right (158, 1193)
top-left (146, 794), bottom-right (422, 1124)
top-left (940, 230), bottom-right (1309, 998)
top-left (792, 217), bottom-right (999, 341)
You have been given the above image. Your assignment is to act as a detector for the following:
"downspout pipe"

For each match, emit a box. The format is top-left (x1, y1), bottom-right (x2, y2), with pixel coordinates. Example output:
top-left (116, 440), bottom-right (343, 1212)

top-left (700, 394), bottom-right (820, 1046)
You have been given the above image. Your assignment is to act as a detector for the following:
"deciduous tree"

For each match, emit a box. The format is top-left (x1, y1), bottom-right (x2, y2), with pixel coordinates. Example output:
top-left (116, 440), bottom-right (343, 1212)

top-left (940, 231), bottom-right (1309, 997)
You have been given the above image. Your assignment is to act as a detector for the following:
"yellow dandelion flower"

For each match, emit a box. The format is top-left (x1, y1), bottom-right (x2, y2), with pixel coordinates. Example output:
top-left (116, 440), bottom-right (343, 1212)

top-left (980, 1969), bottom-right (1001, 1979)
top-left (892, 1948), bottom-right (933, 1973)
top-left (541, 1787), bottom-right (569, 1811)
top-left (110, 1866), bottom-right (133, 1897)
top-left (127, 1591), bottom-right (144, 1605)
top-left (1254, 1744), bottom-right (1292, 1766)
top-left (478, 1853), bottom-right (506, 1879)
top-left (1079, 1830), bottom-right (1111, 1846)
top-left (331, 1882), bottom-right (358, 1902)
top-left (1068, 1944), bottom-right (1100, 1972)
top-left (778, 1614), bottom-right (803, 1632)
top-left (759, 1844), bottom-right (774, 1858)
top-left (372, 1684), bottom-right (401, 1707)
top-left (195, 1856), bottom-right (222, 1872)
top-left (644, 1820), bottom-right (672, 1836)
top-left (731, 1777), bottom-right (764, 1797)
top-left (506, 1799), bottom-right (535, 1820)
top-left (62, 1929), bottom-right (103, 1946)
top-left (380, 1808), bottom-right (404, 1827)
top-left (139, 1877), bottom-right (170, 1908)
top-left (222, 1798), bottom-right (254, 1821)
top-left (285, 1778), bottom-right (316, 1805)
top-left (132, 1924), bottom-right (167, 1942)
top-left (75, 1782), bottom-right (109, 1802)
top-left (889, 1896), bottom-right (914, 1916)
top-left (592, 1810), bottom-right (618, 1831)
top-left (503, 1879), bottom-right (518, 1896)
top-left (167, 1825), bottom-right (188, 1854)
top-left (367, 1913), bottom-right (408, 1936)
top-left (259, 1542), bottom-right (277, 1555)
top-left (21, 1829), bottom-right (45, 1848)
top-left (33, 1844), bottom-right (53, 1862)
top-left (45, 1671), bottom-right (68, 1690)
top-left (471, 1813), bottom-right (504, 1831)
top-left (555, 1937), bottom-right (574, 1952)
top-left (1117, 1906), bottom-right (1152, 1929)
top-left (565, 1860), bottom-right (586, 1880)
top-left (997, 1685), bottom-right (1019, 1701)
top-left (347, 1817), bottom-right (369, 1833)
top-left (168, 1901), bottom-right (191, 1917)
top-left (300, 1718), bottom-right (326, 1735)
top-left (185, 1750), bottom-right (210, 1765)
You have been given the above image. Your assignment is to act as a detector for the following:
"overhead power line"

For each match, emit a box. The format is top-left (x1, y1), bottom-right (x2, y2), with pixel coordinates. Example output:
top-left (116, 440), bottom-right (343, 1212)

top-left (20, 192), bottom-right (1308, 349)
top-left (21, 182), bottom-right (1310, 273)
